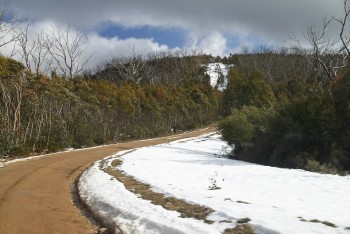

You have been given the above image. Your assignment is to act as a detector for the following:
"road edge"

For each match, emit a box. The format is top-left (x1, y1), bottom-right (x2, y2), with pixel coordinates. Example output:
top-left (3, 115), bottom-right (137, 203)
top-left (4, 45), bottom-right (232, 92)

top-left (72, 125), bottom-right (218, 234)
top-left (72, 163), bottom-right (123, 234)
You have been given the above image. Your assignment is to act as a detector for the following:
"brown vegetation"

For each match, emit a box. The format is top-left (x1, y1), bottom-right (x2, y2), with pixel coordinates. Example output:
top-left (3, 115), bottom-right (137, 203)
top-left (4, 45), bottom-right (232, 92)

top-left (101, 155), bottom-right (215, 222)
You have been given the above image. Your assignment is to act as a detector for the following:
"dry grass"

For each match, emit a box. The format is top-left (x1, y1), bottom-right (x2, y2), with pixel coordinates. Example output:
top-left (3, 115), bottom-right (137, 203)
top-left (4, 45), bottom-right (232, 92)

top-left (101, 154), bottom-right (256, 233)
top-left (237, 218), bottom-right (251, 224)
top-left (223, 198), bottom-right (250, 205)
top-left (102, 158), bottom-right (214, 223)
top-left (298, 217), bottom-right (337, 228)
top-left (236, 200), bottom-right (250, 204)
top-left (224, 224), bottom-right (254, 234)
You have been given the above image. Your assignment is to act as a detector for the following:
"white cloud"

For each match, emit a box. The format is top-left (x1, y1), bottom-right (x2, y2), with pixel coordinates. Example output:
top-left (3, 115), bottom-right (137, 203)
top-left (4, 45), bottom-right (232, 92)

top-left (1, 0), bottom-right (348, 69)
top-left (186, 31), bottom-right (228, 56)
top-left (86, 33), bottom-right (169, 68)
top-left (6, 0), bottom-right (345, 45)
top-left (0, 21), bottom-right (171, 72)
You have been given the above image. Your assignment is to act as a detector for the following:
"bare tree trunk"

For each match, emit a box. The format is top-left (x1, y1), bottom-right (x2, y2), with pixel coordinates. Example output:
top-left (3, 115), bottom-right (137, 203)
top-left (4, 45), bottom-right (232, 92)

top-left (12, 80), bottom-right (23, 146)
top-left (33, 113), bottom-right (44, 152)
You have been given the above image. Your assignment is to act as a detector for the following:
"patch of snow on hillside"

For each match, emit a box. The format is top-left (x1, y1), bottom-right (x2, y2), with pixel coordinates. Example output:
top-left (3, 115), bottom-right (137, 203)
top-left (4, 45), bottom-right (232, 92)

top-left (206, 63), bottom-right (229, 91)
top-left (79, 133), bottom-right (350, 234)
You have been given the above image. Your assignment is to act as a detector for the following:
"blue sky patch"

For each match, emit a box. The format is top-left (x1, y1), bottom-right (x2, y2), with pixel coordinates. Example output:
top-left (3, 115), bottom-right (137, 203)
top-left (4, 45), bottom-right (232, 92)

top-left (98, 23), bottom-right (187, 49)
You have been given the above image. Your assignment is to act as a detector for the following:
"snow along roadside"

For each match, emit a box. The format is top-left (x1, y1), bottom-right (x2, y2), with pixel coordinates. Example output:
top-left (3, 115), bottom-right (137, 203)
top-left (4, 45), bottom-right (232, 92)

top-left (79, 133), bottom-right (350, 234)
top-left (0, 127), bottom-right (210, 168)
top-left (78, 133), bottom-right (236, 234)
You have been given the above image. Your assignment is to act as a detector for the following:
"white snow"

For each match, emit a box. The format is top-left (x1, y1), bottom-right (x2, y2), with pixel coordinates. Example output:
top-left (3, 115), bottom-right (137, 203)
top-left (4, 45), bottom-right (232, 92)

top-left (79, 133), bottom-right (350, 234)
top-left (206, 63), bottom-right (229, 91)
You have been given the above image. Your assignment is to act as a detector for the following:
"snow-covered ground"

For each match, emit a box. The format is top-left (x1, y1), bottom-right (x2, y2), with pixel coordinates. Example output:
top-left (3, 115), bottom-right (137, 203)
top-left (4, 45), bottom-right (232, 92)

top-left (79, 133), bottom-right (350, 234)
top-left (206, 63), bottom-right (229, 91)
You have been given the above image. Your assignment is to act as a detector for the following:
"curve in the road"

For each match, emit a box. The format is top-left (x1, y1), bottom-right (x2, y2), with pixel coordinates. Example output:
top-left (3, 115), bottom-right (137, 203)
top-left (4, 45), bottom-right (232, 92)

top-left (0, 126), bottom-right (216, 234)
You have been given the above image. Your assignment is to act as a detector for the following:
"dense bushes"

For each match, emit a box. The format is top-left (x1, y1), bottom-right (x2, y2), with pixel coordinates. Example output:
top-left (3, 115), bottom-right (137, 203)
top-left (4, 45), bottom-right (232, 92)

top-left (221, 68), bottom-right (275, 116)
top-left (219, 67), bottom-right (350, 175)
top-left (0, 55), bottom-right (220, 158)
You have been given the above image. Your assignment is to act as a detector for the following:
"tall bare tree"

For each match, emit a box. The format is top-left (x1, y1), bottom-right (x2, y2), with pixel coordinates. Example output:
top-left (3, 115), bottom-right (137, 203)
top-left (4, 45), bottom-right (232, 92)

top-left (114, 50), bottom-right (147, 84)
top-left (15, 24), bottom-right (52, 76)
top-left (14, 24), bottom-right (35, 70)
top-left (32, 32), bottom-right (51, 76)
top-left (44, 25), bottom-right (90, 79)
top-left (291, 0), bottom-right (350, 83)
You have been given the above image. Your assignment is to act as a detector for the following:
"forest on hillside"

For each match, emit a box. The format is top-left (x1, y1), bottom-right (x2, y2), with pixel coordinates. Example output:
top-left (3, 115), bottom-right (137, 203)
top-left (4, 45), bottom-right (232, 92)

top-left (0, 53), bottom-right (220, 157)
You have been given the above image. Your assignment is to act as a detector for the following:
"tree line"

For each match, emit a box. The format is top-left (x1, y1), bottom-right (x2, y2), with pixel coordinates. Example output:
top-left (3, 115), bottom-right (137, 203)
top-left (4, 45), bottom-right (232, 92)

top-left (0, 7), bottom-right (220, 158)
top-left (0, 54), bottom-right (220, 158)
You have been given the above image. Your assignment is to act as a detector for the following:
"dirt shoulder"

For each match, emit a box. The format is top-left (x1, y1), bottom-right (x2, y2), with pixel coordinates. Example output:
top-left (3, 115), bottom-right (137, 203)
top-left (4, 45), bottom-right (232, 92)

top-left (0, 126), bottom-right (216, 234)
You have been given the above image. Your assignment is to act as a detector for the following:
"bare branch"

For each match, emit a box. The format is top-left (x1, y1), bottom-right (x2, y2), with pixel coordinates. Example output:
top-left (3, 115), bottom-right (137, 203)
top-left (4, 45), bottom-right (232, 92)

top-left (333, 0), bottom-right (350, 57)
top-left (0, 5), bottom-right (22, 51)
top-left (290, 13), bottom-right (348, 83)
top-left (14, 23), bottom-right (35, 70)
top-left (44, 25), bottom-right (90, 79)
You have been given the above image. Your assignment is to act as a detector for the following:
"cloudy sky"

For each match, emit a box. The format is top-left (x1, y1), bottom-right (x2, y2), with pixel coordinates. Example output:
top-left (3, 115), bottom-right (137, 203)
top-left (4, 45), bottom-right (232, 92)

top-left (2, 0), bottom-right (346, 68)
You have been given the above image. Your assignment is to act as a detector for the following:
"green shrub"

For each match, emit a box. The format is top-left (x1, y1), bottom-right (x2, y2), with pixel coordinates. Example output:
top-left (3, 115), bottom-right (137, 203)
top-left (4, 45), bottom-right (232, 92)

top-left (9, 145), bottom-right (31, 157)
top-left (269, 133), bottom-right (303, 168)
top-left (222, 68), bottom-right (275, 116)
top-left (218, 109), bottom-right (254, 151)
top-left (304, 159), bottom-right (338, 175)
top-left (329, 144), bottom-right (350, 174)
top-left (219, 106), bottom-right (275, 159)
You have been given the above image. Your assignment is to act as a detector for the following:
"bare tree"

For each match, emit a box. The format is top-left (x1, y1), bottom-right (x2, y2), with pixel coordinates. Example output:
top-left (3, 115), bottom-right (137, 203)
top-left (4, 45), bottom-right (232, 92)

top-left (114, 50), bottom-right (147, 84)
top-left (0, 78), bottom-right (25, 146)
top-left (144, 52), bottom-right (162, 83)
top-left (291, 18), bottom-right (345, 82)
top-left (14, 24), bottom-right (53, 76)
top-left (44, 25), bottom-right (90, 79)
top-left (14, 24), bottom-right (35, 70)
top-left (32, 32), bottom-right (51, 76)
top-left (240, 45), bottom-right (251, 55)
top-left (0, 5), bottom-right (21, 53)
top-left (333, 0), bottom-right (350, 57)
top-left (291, 0), bottom-right (350, 83)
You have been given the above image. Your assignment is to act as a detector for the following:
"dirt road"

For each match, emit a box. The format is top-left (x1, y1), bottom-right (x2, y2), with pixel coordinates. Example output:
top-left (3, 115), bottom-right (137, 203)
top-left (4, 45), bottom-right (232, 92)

top-left (0, 126), bottom-right (216, 234)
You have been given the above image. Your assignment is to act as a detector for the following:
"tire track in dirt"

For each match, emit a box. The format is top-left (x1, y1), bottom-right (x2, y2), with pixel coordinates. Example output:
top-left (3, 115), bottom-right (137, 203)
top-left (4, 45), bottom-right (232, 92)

top-left (0, 165), bottom-right (45, 207)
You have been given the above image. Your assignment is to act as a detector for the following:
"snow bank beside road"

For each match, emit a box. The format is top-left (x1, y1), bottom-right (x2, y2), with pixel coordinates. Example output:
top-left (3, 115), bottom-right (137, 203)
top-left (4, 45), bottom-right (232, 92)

top-left (79, 133), bottom-right (350, 234)
top-left (79, 151), bottom-right (227, 234)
